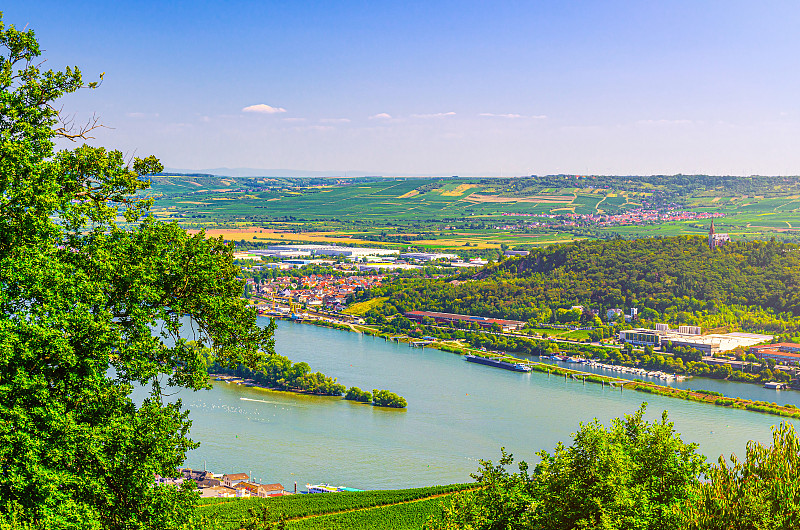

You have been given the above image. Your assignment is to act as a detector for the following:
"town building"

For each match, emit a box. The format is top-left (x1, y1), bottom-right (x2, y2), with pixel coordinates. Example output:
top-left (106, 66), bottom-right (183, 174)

top-left (199, 485), bottom-right (237, 498)
top-left (234, 482), bottom-right (286, 497)
top-left (405, 310), bottom-right (526, 332)
top-left (223, 473), bottom-right (250, 487)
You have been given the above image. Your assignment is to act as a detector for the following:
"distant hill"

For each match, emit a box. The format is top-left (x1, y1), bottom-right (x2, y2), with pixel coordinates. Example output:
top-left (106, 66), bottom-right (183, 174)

top-left (163, 167), bottom-right (378, 178)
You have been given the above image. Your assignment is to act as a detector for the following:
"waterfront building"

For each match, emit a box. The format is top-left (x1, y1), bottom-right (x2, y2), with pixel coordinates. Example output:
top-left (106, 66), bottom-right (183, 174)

top-left (750, 343), bottom-right (800, 365)
top-left (619, 326), bottom-right (772, 354)
top-left (235, 482), bottom-right (286, 497)
top-left (222, 473), bottom-right (250, 487)
top-left (619, 328), bottom-right (661, 347)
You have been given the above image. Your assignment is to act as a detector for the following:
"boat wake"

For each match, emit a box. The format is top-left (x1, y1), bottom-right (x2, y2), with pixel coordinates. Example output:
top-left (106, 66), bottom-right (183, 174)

top-left (240, 397), bottom-right (303, 407)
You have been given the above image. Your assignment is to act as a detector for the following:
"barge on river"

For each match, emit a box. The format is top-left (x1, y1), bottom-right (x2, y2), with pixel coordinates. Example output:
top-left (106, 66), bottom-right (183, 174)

top-left (465, 354), bottom-right (532, 372)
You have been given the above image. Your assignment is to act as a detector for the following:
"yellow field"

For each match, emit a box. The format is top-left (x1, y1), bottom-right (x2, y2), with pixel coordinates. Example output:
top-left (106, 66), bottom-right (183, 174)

top-left (441, 184), bottom-right (477, 197)
top-left (342, 297), bottom-right (388, 316)
top-left (187, 227), bottom-right (391, 246)
top-left (397, 190), bottom-right (420, 198)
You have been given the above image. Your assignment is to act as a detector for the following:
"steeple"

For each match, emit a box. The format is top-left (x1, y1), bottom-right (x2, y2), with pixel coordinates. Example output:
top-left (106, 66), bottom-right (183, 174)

top-left (709, 219), bottom-right (715, 236)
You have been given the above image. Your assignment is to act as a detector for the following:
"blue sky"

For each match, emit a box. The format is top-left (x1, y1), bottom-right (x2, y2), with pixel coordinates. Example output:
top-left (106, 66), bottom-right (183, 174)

top-left (5, 1), bottom-right (800, 175)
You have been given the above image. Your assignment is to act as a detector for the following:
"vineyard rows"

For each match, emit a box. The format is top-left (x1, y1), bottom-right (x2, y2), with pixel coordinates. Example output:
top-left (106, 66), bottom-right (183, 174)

top-left (198, 484), bottom-right (472, 529)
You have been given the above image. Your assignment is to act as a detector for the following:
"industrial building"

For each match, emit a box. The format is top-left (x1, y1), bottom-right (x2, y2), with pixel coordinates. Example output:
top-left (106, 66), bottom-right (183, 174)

top-left (619, 326), bottom-right (772, 354)
top-left (405, 311), bottom-right (526, 332)
top-left (263, 245), bottom-right (399, 258)
top-left (399, 252), bottom-right (459, 261)
top-left (749, 343), bottom-right (800, 365)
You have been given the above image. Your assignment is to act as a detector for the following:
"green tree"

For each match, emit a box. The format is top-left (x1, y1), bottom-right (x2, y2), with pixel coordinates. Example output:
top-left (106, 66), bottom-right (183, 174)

top-left (428, 405), bottom-right (706, 530)
top-left (687, 422), bottom-right (800, 529)
top-left (0, 14), bottom-right (274, 529)
top-left (425, 449), bottom-right (535, 530)
top-left (529, 404), bottom-right (706, 529)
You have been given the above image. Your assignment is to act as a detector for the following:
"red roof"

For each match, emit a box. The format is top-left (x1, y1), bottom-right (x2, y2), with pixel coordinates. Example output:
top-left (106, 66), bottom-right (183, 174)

top-left (760, 350), bottom-right (800, 359)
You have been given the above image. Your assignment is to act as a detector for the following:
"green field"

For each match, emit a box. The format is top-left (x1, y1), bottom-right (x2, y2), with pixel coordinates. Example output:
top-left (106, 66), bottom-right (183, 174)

top-left (197, 484), bottom-right (472, 529)
top-left (144, 174), bottom-right (800, 254)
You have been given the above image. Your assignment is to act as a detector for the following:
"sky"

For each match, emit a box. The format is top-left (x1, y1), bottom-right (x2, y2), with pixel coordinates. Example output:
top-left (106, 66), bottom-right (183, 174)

top-left (4, 1), bottom-right (800, 176)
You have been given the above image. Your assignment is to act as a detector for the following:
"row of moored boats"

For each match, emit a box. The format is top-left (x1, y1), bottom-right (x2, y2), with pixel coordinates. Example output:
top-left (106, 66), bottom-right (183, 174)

top-left (539, 355), bottom-right (686, 381)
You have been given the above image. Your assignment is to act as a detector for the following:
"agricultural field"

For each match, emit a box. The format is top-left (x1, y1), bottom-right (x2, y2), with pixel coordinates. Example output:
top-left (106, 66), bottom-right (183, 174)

top-left (197, 484), bottom-right (472, 530)
top-left (143, 174), bottom-right (800, 254)
top-left (342, 297), bottom-right (389, 316)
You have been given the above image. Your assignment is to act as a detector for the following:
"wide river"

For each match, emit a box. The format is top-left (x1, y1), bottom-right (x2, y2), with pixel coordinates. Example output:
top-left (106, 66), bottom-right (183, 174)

top-left (166, 319), bottom-right (799, 491)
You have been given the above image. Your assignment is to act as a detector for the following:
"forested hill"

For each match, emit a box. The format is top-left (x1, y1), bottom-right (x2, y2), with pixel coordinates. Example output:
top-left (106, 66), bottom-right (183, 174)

top-left (362, 236), bottom-right (800, 326)
top-left (481, 237), bottom-right (800, 312)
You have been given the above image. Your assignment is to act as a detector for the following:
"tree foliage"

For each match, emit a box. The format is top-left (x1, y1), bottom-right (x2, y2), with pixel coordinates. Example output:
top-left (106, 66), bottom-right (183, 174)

top-left (0, 13), bottom-right (273, 529)
top-left (687, 422), bottom-right (800, 529)
top-left (372, 389), bottom-right (407, 408)
top-left (428, 405), bottom-right (707, 530)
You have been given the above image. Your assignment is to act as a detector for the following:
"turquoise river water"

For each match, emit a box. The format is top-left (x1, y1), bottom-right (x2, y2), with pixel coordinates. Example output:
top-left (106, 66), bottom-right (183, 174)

top-left (155, 319), bottom-right (799, 491)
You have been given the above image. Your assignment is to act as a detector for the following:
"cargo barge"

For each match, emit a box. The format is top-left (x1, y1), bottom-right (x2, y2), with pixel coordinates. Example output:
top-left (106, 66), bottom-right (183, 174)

top-left (465, 354), bottom-right (531, 372)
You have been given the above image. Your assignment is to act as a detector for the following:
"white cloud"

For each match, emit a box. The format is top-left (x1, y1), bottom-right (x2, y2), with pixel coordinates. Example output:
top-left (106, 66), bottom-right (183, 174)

top-left (242, 104), bottom-right (287, 114)
top-left (293, 125), bottom-right (334, 132)
top-left (320, 118), bottom-right (351, 123)
top-left (411, 111), bottom-right (456, 119)
top-left (282, 117), bottom-right (306, 123)
top-left (369, 113), bottom-right (392, 120)
top-left (479, 113), bottom-right (546, 119)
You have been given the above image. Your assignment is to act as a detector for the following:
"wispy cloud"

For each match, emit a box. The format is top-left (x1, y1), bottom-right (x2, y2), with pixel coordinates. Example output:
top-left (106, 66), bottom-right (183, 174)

top-left (320, 118), bottom-right (351, 123)
top-left (282, 117), bottom-right (306, 123)
top-left (479, 112), bottom-right (521, 118)
top-left (369, 113), bottom-right (392, 120)
top-left (293, 125), bottom-right (334, 132)
top-left (479, 113), bottom-right (546, 119)
top-left (126, 111), bottom-right (159, 118)
top-left (242, 104), bottom-right (287, 114)
top-left (411, 111), bottom-right (456, 119)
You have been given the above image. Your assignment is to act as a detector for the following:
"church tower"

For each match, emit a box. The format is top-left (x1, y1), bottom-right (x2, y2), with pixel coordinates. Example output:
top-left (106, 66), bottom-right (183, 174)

top-left (708, 218), bottom-right (730, 249)
top-left (708, 219), bottom-right (715, 249)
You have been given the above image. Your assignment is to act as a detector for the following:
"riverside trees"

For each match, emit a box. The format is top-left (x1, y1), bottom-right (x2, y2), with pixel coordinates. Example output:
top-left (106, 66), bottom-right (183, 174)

top-left (0, 14), bottom-right (274, 529)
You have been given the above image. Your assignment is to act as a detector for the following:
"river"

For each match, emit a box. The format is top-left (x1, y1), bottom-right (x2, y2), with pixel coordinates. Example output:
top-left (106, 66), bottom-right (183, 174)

top-left (162, 319), bottom-right (798, 491)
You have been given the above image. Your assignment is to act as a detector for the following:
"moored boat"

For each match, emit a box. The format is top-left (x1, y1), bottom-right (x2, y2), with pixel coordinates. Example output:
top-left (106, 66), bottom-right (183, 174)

top-left (465, 354), bottom-right (532, 372)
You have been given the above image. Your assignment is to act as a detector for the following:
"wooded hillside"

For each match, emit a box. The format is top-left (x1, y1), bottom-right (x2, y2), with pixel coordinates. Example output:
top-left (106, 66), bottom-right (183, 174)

top-left (361, 237), bottom-right (800, 327)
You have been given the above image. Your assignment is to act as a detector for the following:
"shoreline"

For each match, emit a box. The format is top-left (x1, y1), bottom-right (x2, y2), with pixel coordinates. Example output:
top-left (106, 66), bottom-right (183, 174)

top-left (275, 316), bottom-right (800, 421)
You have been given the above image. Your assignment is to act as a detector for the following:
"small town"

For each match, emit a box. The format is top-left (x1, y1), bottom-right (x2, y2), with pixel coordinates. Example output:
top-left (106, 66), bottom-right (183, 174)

top-left (155, 469), bottom-right (358, 498)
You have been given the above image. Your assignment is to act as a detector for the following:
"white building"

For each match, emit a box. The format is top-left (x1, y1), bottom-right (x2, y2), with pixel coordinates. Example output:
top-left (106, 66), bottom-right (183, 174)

top-left (399, 252), bottom-right (459, 261)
